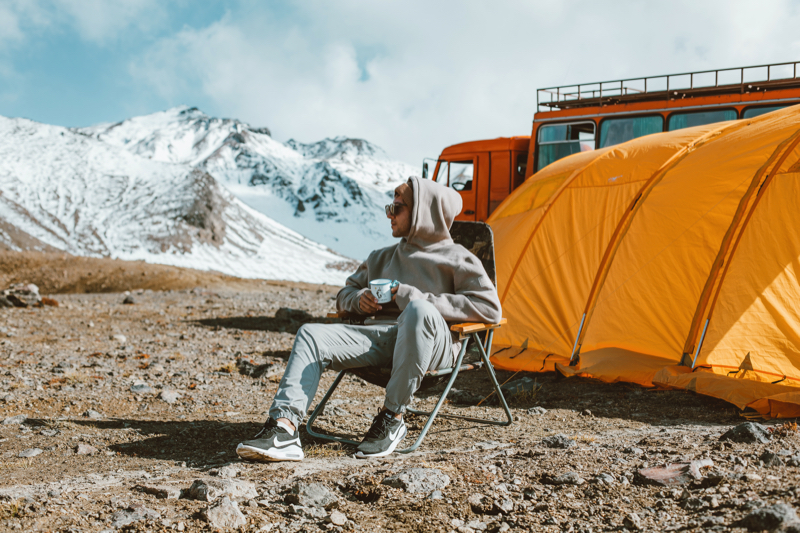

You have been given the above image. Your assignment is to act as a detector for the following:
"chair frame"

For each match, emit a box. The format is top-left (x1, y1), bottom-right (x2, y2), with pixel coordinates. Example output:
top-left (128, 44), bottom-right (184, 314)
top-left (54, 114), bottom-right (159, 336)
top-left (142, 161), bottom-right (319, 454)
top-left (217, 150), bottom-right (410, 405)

top-left (305, 316), bottom-right (512, 453)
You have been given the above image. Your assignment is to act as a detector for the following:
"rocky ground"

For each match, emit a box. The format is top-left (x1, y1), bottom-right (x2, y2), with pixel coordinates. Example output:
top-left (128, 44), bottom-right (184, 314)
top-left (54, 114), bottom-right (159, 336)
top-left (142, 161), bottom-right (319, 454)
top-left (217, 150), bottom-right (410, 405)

top-left (2, 253), bottom-right (800, 532)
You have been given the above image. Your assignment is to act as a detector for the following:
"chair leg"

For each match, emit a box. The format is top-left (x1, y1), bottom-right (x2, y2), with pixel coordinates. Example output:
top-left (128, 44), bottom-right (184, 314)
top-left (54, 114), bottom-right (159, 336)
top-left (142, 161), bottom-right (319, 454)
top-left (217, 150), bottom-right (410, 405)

top-left (397, 336), bottom-right (471, 454)
top-left (304, 370), bottom-right (361, 446)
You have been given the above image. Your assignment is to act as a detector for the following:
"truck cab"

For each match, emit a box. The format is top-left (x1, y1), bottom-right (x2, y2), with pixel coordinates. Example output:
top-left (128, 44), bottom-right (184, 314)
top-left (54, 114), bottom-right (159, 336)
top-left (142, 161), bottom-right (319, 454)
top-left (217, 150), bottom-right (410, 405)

top-left (422, 137), bottom-right (529, 221)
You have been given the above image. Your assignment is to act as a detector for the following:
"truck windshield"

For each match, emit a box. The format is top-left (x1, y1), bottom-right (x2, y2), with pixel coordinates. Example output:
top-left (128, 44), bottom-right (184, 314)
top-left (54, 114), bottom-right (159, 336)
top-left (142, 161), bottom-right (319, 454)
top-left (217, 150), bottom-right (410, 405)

top-left (433, 160), bottom-right (474, 191)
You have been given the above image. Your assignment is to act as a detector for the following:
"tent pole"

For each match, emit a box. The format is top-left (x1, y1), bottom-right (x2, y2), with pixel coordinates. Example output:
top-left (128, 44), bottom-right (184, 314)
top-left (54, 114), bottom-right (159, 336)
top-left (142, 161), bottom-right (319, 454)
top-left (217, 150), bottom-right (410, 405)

top-left (691, 319), bottom-right (710, 369)
top-left (568, 313), bottom-right (586, 366)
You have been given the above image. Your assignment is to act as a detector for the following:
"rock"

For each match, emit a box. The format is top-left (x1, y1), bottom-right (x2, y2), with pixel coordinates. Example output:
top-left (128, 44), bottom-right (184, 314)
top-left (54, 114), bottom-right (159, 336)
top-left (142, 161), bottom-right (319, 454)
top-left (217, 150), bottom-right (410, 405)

top-left (683, 497), bottom-right (706, 511)
top-left (500, 376), bottom-right (540, 397)
top-left (428, 490), bottom-right (444, 500)
top-left (275, 307), bottom-right (313, 323)
top-left (744, 473), bottom-right (763, 482)
top-left (202, 496), bottom-right (246, 530)
top-left (592, 473), bottom-right (616, 485)
top-left (159, 390), bottom-right (181, 404)
top-left (137, 483), bottom-right (182, 499)
top-left (468, 493), bottom-right (494, 515)
top-left (288, 503), bottom-right (327, 518)
top-left (111, 334), bottom-right (127, 343)
top-left (494, 498), bottom-right (514, 514)
top-left (214, 464), bottom-right (240, 479)
top-left (0, 295), bottom-right (13, 308)
top-left (580, 409), bottom-right (592, 416)
top-left (761, 450), bottom-right (785, 467)
top-left (624, 446), bottom-right (644, 455)
top-left (449, 388), bottom-right (483, 405)
top-left (187, 479), bottom-right (258, 502)
top-left (52, 361), bottom-right (75, 374)
top-left (624, 512), bottom-right (642, 530)
top-left (635, 459), bottom-right (714, 486)
top-left (284, 482), bottom-right (337, 509)
top-left (2, 414), bottom-right (27, 425)
top-left (467, 493), bottom-right (511, 515)
top-left (82, 409), bottom-right (103, 419)
top-left (110, 503), bottom-right (160, 528)
top-left (719, 422), bottom-right (771, 444)
top-left (327, 510), bottom-right (348, 526)
top-left (130, 382), bottom-right (153, 394)
top-left (545, 472), bottom-right (585, 485)
top-left (382, 468), bottom-right (451, 494)
top-left (40, 429), bottom-right (59, 437)
top-left (541, 434), bottom-right (575, 449)
top-left (236, 358), bottom-right (281, 379)
top-left (75, 444), bottom-right (98, 455)
top-left (18, 448), bottom-right (43, 458)
top-left (3, 283), bottom-right (41, 307)
top-left (123, 295), bottom-right (136, 304)
top-left (735, 502), bottom-right (799, 532)
top-left (527, 406), bottom-right (547, 415)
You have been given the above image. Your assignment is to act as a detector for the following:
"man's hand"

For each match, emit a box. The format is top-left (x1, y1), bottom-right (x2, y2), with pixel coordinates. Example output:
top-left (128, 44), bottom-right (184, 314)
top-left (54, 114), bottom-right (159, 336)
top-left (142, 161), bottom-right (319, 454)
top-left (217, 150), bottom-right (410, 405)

top-left (359, 291), bottom-right (381, 314)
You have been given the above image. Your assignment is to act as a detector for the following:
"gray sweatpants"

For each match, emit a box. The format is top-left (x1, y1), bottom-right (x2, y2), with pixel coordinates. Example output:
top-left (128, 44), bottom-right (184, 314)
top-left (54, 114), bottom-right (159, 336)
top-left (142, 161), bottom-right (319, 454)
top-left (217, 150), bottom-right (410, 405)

top-left (269, 300), bottom-right (453, 428)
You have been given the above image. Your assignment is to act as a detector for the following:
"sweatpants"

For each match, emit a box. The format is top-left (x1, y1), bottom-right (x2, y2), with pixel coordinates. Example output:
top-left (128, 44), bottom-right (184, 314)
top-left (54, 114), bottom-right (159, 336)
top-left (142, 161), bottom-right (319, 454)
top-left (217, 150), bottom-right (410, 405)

top-left (269, 300), bottom-right (454, 428)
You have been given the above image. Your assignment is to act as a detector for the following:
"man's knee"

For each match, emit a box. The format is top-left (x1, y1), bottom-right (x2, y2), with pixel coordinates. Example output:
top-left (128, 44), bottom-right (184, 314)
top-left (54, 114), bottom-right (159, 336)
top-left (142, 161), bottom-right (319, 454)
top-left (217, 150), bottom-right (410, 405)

top-left (398, 300), bottom-right (441, 329)
top-left (292, 323), bottom-right (324, 358)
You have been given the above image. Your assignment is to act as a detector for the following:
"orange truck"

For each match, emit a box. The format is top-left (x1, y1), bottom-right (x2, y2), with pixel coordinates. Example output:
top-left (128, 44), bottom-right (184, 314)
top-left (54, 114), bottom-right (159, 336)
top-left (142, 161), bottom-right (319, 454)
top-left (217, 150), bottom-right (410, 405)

top-left (423, 61), bottom-right (800, 221)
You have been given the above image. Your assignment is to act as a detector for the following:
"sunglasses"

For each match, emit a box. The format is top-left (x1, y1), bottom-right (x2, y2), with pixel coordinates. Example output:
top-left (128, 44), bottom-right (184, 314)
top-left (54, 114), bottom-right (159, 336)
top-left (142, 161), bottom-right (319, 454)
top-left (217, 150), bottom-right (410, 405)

top-left (384, 202), bottom-right (407, 217)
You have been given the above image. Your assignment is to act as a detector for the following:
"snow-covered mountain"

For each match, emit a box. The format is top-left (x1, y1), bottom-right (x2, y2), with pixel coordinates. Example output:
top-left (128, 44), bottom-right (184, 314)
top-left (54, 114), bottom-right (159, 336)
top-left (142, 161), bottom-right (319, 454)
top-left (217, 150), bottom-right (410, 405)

top-left (81, 106), bottom-right (417, 259)
top-left (0, 116), bottom-right (357, 285)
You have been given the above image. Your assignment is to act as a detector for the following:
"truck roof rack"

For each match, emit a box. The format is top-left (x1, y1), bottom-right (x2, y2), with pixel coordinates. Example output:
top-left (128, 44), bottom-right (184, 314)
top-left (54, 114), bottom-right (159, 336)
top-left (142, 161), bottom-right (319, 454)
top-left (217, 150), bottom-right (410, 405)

top-left (537, 61), bottom-right (800, 112)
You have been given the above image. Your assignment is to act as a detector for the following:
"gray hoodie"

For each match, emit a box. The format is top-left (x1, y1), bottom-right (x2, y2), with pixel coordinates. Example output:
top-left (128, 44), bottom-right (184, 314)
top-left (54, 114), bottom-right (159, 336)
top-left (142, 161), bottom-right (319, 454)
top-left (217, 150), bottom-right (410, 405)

top-left (336, 176), bottom-right (502, 325)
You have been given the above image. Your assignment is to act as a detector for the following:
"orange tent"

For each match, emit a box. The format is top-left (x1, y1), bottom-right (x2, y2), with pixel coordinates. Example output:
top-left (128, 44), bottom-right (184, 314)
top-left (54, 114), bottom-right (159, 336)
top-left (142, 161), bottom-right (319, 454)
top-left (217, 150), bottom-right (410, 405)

top-left (488, 105), bottom-right (800, 418)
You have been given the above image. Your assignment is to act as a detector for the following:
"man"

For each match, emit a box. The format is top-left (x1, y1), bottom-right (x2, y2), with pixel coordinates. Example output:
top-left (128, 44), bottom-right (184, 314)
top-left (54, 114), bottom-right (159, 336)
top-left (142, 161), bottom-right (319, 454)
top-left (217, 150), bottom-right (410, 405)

top-left (236, 176), bottom-right (502, 461)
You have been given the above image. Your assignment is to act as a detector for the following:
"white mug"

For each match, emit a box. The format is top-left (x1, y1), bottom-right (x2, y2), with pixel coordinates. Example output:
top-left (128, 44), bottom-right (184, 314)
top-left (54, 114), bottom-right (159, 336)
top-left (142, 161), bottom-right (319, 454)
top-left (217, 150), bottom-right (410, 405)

top-left (369, 279), bottom-right (399, 304)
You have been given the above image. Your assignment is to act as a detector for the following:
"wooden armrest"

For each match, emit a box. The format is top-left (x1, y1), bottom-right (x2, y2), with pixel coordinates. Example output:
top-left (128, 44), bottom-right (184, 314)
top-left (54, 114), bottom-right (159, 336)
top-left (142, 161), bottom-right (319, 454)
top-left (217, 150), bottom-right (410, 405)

top-left (326, 312), bottom-right (346, 318)
top-left (450, 318), bottom-right (507, 334)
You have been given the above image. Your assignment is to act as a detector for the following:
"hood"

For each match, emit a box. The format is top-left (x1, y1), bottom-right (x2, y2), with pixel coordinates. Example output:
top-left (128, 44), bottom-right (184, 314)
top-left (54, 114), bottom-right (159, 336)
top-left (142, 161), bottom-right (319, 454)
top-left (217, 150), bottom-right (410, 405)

top-left (405, 176), bottom-right (463, 249)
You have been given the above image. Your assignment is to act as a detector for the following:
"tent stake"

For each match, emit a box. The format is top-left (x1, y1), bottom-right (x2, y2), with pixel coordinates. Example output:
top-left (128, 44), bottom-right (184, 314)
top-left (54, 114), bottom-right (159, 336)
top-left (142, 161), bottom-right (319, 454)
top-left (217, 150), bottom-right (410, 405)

top-left (691, 319), bottom-right (710, 369)
top-left (569, 313), bottom-right (586, 366)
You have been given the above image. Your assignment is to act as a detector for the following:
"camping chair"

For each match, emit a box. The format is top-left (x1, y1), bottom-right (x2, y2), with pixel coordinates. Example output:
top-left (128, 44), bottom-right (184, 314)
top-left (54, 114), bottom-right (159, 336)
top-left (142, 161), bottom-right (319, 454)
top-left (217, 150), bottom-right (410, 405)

top-left (306, 220), bottom-right (513, 453)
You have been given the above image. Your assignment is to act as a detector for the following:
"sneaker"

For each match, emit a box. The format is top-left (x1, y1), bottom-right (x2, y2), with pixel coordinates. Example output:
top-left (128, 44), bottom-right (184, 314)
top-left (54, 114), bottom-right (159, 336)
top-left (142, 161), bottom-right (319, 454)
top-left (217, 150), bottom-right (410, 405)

top-left (236, 418), bottom-right (304, 462)
top-left (355, 410), bottom-right (407, 458)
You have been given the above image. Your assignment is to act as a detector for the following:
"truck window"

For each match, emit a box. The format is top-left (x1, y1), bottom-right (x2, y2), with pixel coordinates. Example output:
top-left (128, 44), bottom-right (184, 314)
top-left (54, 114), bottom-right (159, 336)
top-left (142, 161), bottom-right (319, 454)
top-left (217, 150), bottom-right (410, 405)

top-left (742, 105), bottom-right (790, 119)
top-left (599, 116), bottom-right (663, 148)
top-left (514, 153), bottom-right (527, 188)
top-left (537, 122), bottom-right (595, 171)
top-left (433, 160), bottom-right (474, 191)
top-left (668, 109), bottom-right (737, 131)
top-left (449, 161), bottom-right (474, 191)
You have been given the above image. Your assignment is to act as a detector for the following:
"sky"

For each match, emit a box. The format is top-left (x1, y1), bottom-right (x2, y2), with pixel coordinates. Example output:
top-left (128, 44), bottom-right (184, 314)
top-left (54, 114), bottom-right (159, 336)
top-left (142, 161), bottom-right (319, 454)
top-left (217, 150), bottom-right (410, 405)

top-left (1, 0), bottom-right (800, 165)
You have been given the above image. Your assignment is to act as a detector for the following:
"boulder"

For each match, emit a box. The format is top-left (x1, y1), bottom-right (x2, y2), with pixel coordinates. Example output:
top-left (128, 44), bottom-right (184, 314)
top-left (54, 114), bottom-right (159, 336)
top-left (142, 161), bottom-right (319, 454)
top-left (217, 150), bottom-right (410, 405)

top-left (719, 422), bottom-right (771, 444)
top-left (284, 482), bottom-right (338, 508)
top-left (382, 468), bottom-right (451, 494)
top-left (202, 496), bottom-right (246, 529)
top-left (734, 502), bottom-right (799, 532)
top-left (187, 479), bottom-right (258, 502)
top-left (541, 434), bottom-right (575, 449)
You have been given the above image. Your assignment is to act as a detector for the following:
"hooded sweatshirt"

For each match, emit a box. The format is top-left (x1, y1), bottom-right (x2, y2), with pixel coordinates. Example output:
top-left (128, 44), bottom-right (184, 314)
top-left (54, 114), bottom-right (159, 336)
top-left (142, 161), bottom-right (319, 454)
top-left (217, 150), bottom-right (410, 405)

top-left (336, 176), bottom-right (502, 327)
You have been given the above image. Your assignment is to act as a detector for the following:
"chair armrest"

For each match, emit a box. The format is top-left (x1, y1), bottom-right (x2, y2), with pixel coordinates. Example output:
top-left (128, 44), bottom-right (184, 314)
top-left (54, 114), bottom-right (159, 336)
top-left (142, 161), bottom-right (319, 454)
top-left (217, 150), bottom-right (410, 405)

top-left (450, 318), bottom-right (507, 336)
top-left (326, 312), bottom-right (346, 319)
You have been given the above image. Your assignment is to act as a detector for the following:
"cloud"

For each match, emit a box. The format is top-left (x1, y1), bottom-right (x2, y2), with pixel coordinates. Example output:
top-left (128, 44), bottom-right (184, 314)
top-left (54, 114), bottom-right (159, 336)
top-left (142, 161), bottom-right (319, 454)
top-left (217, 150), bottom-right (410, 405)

top-left (11, 0), bottom-right (800, 164)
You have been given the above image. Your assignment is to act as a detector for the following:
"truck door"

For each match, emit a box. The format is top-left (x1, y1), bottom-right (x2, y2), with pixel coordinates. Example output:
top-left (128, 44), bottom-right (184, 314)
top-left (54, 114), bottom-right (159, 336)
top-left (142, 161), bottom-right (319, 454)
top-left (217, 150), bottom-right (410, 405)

top-left (433, 158), bottom-right (478, 221)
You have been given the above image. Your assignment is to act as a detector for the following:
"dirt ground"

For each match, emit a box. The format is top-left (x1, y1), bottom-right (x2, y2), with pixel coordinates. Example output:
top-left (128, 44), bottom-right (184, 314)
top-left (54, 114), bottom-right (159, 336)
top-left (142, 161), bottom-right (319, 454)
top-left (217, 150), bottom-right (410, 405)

top-left (1, 252), bottom-right (800, 532)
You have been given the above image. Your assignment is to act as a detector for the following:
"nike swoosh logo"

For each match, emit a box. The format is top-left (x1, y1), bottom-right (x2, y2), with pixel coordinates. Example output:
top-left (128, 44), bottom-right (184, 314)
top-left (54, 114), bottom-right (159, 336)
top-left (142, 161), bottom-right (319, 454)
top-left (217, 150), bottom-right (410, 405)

top-left (388, 427), bottom-right (403, 441)
top-left (273, 435), bottom-right (300, 447)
